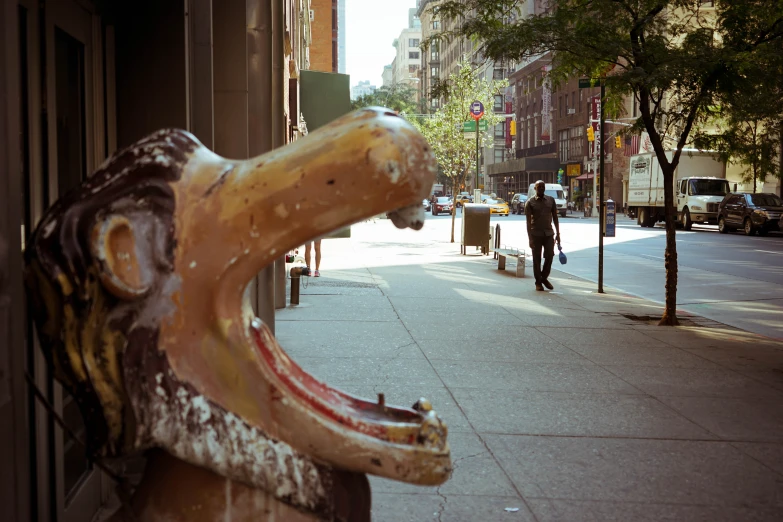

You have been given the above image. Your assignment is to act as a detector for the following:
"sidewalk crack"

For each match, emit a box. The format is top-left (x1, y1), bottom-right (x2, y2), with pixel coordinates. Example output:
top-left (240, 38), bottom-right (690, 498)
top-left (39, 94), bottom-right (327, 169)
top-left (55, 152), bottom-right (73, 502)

top-left (372, 341), bottom-right (417, 396)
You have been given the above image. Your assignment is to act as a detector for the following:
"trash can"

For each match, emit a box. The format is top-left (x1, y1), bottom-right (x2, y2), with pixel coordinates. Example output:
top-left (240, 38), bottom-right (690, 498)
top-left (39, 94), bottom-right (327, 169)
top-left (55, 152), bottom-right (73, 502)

top-left (461, 203), bottom-right (491, 255)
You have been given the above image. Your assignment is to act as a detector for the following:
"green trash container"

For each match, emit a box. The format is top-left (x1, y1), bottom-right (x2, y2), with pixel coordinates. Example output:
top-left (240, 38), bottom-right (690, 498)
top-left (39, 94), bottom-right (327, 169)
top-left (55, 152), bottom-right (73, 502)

top-left (461, 203), bottom-right (491, 255)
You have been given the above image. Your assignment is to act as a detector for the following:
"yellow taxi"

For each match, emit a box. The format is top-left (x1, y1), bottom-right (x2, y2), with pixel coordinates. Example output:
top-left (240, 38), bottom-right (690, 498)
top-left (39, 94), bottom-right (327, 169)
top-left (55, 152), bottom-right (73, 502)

top-left (483, 197), bottom-right (510, 216)
top-left (454, 194), bottom-right (472, 207)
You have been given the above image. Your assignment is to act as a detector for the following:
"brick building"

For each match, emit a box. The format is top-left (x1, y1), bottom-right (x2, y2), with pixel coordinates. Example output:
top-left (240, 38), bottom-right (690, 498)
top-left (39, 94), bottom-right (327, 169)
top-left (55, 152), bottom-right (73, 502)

top-left (487, 52), bottom-right (627, 208)
top-left (309, 0), bottom-right (338, 72)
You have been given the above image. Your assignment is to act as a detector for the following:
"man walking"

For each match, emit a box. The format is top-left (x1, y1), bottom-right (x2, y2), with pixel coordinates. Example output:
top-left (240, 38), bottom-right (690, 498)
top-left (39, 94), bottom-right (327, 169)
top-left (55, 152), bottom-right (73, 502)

top-left (525, 180), bottom-right (561, 291)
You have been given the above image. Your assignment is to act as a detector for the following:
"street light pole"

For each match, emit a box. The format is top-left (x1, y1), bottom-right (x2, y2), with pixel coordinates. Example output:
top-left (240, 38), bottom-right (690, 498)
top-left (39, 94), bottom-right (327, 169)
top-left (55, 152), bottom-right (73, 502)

top-left (476, 121), bottom-right (480, 190)
top-left (598, 81), bottom-right (606, 294)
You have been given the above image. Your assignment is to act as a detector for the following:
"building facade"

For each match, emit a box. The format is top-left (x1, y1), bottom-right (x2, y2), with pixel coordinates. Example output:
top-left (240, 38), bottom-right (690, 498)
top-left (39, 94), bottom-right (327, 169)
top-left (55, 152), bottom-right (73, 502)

top-left (0, 1), bottom-right (312, 521)
top-left (309, 0), bottom-right (338, 72)
top-left (337, 0), bottom-right (346, 73)
top-left (351, 80), bottom-right (377, 100)
top-left (417, 0), bottom-right (441, 110)
top-left (391, 26), bottom-right (421, 90)
top-left (382, 64), bottom-right (394, 87)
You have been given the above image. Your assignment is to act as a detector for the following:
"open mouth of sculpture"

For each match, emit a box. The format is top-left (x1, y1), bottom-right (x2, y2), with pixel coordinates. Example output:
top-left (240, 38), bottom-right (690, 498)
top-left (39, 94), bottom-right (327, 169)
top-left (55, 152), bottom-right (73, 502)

top-left (245, 201), bottom-right (447, 454)
top-left (251, 318), bottom-right (439, 443)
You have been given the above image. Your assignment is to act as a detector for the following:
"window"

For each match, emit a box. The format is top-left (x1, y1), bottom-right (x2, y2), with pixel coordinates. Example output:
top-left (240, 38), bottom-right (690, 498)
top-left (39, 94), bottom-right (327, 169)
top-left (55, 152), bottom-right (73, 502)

top-left (495, 124), bottom-right (505, 138)
top-left (432, 20), bottom-right (441, 30)
top-left (408, 64), bottom-right (419, 73)
top-left (566, 126), bottom-right (584, 160)
top-left (494, 148), bottom-right (505, 163)
top-left (409, 51), bottom-right (420, 59)
top-left (494, 94), bottom-right (503, 112)
top-left (430, 41), bottom-right (439, 60)
top-left (431, 66), bottom-right (439, 78)
top-left (431, 98), bottom-right (440, 109)
top-left (559, 95), bottom-right (563, 117)
top-left (559, 129), bottom-right (569, 163)
top-left (493, 68), bottom-right (505, 80)
top-left (409, 38), bottom-right (420, 47)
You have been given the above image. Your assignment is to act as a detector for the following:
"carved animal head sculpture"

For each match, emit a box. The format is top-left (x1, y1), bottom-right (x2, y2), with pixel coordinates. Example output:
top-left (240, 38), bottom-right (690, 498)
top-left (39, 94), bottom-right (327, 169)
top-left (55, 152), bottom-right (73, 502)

top-left (24, 108), bottom-right (450, 515)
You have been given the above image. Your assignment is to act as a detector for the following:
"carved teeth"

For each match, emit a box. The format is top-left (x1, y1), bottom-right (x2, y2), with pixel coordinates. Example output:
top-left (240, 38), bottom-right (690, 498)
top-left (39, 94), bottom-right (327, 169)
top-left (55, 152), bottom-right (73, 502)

top-left (412, 397), bottom-right (432, 412)
top-left (416, 410), bottom-right (448, 450)
top-left (388, 203), bottom-right (425, 230)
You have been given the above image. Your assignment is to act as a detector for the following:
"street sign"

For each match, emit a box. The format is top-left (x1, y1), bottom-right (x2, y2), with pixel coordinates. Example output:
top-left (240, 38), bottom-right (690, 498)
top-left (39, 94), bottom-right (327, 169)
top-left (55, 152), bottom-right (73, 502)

top-left (578, 78), bottom-right (600, 88)
top-left (470, 100), bottom-right (484, 120)
top-left (462, 120), bottom-right (488, 132)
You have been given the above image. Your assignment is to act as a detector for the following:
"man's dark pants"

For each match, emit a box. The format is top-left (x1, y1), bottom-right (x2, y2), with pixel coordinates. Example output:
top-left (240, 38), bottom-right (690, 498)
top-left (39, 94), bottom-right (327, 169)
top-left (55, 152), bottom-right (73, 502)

top-left (531, 234), bottom-right (555, 285)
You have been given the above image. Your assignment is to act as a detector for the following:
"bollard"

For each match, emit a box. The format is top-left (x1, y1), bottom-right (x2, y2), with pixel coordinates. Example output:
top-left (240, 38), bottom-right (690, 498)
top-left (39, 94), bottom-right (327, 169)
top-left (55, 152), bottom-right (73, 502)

top-left (289, 266), bottom-right (310, 305)
top-left (494, 224), bottom-right (501, 259)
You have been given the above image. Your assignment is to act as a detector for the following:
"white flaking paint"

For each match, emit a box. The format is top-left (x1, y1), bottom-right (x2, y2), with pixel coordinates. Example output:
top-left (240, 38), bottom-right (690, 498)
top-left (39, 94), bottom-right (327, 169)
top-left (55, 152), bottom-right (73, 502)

top-left (130, 380), bottom-right (330, 513)
top-left (273, 203), bottom-right (289, 219)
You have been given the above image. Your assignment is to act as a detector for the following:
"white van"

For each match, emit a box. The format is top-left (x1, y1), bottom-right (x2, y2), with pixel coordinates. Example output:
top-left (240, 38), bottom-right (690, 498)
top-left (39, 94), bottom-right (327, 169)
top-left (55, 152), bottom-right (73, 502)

top-left (528, 183), bottom-right (567, 217)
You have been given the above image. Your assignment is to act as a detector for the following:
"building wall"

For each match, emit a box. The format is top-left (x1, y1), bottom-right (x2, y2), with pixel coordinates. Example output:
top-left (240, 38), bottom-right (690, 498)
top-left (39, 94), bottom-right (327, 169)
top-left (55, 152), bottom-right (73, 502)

top-left (393, 27), bottom-right (421, 89)
top-left (0, 2), bottom-right (30, 521)
top-left (309, 0), bottom-right (334, 72)
top-left (114, 0), bottom-right (187, 148)
top-left (1, 1), bottom-right (308, 520)
top-left (382, 65), bottom-right (393, 87)
top-left (337, 0), bottom-right (345, 73)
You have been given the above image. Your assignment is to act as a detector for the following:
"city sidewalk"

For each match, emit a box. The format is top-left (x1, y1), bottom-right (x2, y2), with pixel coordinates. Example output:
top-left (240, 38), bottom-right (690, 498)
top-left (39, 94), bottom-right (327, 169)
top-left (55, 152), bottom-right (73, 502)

top-left (277, 221), bottom-right (783, 522)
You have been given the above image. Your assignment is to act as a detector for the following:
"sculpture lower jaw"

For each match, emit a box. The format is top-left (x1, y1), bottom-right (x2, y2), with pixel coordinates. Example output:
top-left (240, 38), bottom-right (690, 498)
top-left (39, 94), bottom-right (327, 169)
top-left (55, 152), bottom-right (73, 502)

top-left (249, 318), bottom-right (452, 485)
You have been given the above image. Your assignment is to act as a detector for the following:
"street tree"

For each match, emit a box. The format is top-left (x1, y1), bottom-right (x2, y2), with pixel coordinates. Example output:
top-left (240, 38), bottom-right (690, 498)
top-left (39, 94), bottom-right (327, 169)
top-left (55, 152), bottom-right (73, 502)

top-left (409, 59), bottom-right (507, 242)
top-left (694, 39), bottom-right (783, 193)
top-left (695, 102), bottom-right (780, 194)
top-left (351, 84), bottom-right (420, 115)
top-left (428, 0), bottom-right (783, 325)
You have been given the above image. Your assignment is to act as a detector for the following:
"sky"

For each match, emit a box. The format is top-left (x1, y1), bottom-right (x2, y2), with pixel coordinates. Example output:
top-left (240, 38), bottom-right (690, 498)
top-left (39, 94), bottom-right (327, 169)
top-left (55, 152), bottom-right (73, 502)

top-left (345, 0), bottom-right (417, 88)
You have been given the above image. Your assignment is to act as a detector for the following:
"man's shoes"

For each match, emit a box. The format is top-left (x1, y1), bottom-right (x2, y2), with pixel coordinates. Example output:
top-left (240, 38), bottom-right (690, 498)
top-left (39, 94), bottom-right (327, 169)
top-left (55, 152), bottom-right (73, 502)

top-left (535, 283), bottom-right (545, 291)
top-left (542, 279), bottom-right (554, 290)
top-left (314, 270), bottom-right (321, 277)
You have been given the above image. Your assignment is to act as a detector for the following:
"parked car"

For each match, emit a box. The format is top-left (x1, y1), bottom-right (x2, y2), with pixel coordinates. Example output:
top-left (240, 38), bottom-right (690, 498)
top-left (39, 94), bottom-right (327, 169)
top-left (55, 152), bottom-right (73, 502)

top-left (432, 196), bottom-right (454, 216)
top-left (510, 193), bottom-right (528, 214)
top-left (717, 192), bottom-right (783, 236)
top-left (422, 198), bottom-right (431, 212)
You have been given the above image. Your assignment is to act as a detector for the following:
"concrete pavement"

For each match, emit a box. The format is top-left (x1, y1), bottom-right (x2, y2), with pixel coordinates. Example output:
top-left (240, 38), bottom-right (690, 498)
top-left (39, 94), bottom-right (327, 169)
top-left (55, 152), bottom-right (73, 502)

top-left (278, 220), bottom-right (783, 521)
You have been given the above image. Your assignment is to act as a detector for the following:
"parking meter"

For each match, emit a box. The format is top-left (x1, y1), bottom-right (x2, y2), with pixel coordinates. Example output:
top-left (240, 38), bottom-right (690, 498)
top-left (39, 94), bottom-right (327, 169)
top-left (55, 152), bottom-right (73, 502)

top-left (604, 198), bottom-right (616, 237)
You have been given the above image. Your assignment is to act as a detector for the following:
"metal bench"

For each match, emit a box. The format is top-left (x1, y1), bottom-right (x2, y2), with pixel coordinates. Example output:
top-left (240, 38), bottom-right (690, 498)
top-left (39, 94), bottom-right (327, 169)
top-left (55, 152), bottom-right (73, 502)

top-left (492, 247), bottom-right (526, 278)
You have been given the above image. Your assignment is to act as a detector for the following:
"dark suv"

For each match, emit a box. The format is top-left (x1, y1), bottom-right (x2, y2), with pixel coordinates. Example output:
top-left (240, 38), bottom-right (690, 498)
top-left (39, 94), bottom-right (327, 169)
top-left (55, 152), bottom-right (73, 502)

top-left (717, 192), bottom-right (783, 236)
top-left (510, 193), bottom-right (528, 214)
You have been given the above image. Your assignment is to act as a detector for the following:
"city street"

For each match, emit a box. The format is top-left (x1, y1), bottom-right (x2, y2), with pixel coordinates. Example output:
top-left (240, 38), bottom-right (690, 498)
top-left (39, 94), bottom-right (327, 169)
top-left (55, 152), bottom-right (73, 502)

top-left (279, 216), bottom-right (783, 521)
top-left (420, 210), bottom-right (783, 340)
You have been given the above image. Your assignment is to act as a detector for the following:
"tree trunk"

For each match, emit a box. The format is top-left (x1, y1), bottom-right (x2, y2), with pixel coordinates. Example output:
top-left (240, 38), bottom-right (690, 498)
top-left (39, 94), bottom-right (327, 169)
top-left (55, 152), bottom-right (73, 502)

top-left (659, 165), bottom-right (679, 326)
top-left (753, 165), bottom-right (757, 193)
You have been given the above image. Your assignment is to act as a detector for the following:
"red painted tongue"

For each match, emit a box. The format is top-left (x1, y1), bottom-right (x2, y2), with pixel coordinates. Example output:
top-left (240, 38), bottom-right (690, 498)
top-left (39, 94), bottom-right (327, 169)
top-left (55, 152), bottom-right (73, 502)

top-left (249, 320), bottom-right (420, 442)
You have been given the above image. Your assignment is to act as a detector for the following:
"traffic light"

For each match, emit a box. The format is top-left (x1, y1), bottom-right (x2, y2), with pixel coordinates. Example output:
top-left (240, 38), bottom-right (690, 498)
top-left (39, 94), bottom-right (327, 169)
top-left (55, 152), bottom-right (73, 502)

top-left (586, 126), bottom-right (595, 142)
top-left (615, 136), bottom-right (622, 148)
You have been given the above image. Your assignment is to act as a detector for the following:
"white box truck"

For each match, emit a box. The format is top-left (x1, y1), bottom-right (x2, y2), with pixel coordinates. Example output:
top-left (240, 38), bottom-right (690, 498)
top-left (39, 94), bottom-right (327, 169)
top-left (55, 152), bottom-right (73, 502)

top-left (627, 151), bottom-right (730, 229)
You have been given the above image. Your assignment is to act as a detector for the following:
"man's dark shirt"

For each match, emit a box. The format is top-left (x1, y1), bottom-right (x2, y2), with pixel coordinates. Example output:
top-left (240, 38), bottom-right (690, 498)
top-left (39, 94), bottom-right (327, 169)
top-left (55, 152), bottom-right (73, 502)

top-left (525, 194), bottom-right (559, 237)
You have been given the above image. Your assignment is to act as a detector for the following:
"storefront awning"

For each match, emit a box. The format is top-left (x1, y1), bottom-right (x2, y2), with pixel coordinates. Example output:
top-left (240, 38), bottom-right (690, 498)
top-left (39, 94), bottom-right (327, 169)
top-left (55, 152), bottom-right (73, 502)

top-left (575, 173), bottom-right (595, 181)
